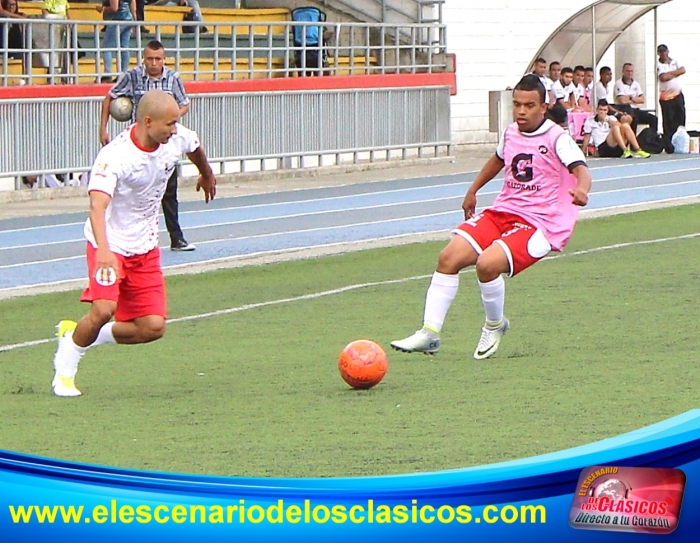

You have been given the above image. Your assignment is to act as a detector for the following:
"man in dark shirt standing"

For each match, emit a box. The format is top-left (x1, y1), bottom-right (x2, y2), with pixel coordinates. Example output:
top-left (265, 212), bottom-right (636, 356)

top-left (99, 40), bottom-right (196, 251)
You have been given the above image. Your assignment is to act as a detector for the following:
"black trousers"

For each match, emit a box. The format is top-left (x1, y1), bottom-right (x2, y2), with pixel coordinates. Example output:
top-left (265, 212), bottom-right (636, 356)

top-left (294, 49), bottom-right (323, 77)
top-left (136, 0), bottom-right (145, 21)
top-left (162, 170), bottom-right (184, 245)
top-left (615, 104), bottom-right (658, 133)
top-left (660, 93), bottom-right (686, 140)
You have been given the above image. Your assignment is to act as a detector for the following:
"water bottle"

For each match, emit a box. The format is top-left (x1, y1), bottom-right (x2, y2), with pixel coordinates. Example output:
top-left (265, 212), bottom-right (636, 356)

top-left (671, 126), bottom-right (690, 154)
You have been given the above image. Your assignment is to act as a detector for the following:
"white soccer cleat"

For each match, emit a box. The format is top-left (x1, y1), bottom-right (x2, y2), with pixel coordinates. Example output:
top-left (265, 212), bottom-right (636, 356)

top-left (473, 318), bottom-right (510, 360)
top-left (52, 375), bottom-right (82, 398)
top-left (390, 328), bottom-right (441, 354)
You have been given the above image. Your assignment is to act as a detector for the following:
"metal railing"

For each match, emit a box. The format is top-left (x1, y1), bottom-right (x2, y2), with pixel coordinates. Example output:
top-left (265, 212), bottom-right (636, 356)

top-left (0, 86), bottom-right (452, 189)
top-left (0, 18), bottom-right (448, 86)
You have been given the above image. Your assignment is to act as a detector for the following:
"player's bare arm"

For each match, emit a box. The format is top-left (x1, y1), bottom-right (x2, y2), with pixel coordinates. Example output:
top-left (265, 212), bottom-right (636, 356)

top-left (187, 146), bottom-right (217, 203)
top-left (581, 134), bottom-right (591, 156)
top-left (568, 164), bottom-right (591, 207)
top-left (179, 104), bottom-right (191, 118)
top-left (88, 191), bottom-right (119, 273)
top-left (659, 67), bottom-right (686, 82)
top-left (462, 154), bottom-right (505, 219)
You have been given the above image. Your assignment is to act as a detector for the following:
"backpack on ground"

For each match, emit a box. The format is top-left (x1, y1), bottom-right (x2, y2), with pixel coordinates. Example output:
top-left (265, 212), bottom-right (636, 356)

top-left (637, 127), bottom-right (669, 154)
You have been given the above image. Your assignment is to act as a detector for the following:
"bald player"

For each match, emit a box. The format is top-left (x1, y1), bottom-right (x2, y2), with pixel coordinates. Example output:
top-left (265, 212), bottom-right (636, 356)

top-left (51, 90), bottom-right (217, 398)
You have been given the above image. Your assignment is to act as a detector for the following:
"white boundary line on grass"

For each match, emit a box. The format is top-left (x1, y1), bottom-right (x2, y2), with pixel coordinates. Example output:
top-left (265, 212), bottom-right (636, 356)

top-left (1, 231), bottom-right (698, 354)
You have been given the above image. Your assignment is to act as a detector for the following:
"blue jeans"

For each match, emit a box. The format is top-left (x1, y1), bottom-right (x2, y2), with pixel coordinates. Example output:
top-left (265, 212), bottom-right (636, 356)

top-left (102, 23), bottom-right (132, 76)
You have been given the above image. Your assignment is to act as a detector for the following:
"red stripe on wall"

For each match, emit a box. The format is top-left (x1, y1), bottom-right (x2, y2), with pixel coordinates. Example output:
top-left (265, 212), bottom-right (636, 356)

top-left (0, 73), bottom-right (457, 100)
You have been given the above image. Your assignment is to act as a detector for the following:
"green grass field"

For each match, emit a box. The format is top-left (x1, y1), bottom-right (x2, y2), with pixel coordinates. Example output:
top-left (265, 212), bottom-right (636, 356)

top-left (1, 204), bottom-right (699, 478)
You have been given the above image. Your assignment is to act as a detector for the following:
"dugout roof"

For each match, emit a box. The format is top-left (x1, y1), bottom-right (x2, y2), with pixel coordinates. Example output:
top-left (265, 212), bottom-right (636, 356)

top-left (530, 0), bottom-right (673, 70)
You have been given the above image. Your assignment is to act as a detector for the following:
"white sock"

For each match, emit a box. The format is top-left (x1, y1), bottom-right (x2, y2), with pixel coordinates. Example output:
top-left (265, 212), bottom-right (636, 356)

top-left (423, 272), bottom-right (459, 332)
top-left (54, 334), bottom-right (87, 379)
top-left (479, 276), bottom-right (505, 326)
top-left (91, 322), bottom-right (117, 348)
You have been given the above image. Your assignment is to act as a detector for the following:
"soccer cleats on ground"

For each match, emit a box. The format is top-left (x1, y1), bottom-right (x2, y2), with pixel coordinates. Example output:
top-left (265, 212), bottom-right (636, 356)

top-left (51, 375), bottom-right (82, 398)
top-left (473, 318), bottom-right (510, 360)
top-left (390, 328), bottom-right (441, 354)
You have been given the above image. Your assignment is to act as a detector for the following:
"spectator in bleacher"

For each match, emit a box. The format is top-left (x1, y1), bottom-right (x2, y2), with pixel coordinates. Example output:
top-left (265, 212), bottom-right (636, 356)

top-left (292, 6), bottom-right (326, 77)
top-left (40, 0), bottom-right (71, 73)
top-left (99, 40), bottom-right (195, 251)
top-left (0, 0), bottom-right (25, 60)
top-left (96, 0), bottom-right (137, 80)
top-left (614, 62), bottom-right (658, 133)
top-left (581, 100), bottom-right (650, 159)
top-left (154, 0), bottom-right (203, 26)
top-left (42, 0), bottom-right (71, 20)
top-left (136, 0), bottom-right (148, 33)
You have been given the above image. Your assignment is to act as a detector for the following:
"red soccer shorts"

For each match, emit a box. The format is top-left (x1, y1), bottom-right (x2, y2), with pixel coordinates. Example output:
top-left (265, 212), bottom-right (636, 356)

top-left (80, 243), bottom-right (167, 322)
top-left (453, 209), bottom-right (552, 276)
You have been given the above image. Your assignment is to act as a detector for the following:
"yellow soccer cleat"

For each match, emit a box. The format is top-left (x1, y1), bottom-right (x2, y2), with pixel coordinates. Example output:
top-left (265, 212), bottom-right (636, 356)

top-left (56, 320), bottom-right (78, 339)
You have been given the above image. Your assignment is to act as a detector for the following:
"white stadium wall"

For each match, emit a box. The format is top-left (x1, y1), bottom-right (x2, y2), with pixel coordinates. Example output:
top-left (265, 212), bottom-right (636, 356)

top-left (445, 0), bottom-right (700, 145)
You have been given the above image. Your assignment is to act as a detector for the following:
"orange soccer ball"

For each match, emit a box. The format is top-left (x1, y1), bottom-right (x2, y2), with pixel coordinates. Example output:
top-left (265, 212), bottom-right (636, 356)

top-left (338, 340), bottom-right (388, 390)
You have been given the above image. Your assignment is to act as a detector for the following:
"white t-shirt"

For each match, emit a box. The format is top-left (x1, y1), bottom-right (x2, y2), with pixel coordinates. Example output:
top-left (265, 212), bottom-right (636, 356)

top-left (595, 81), bottom-right (613, 103)
top-left (85, 124), bottom-right (201, 256)
top-left (657, 58), bottom-right (683, 96)
top-left (552, 80), bottom-right (574, 102)
top-left (583, 115), bottom-right (617, 148)
top-left (614, 78), bottom-right (644, 108)
top-left (533, 74), bottom-right (552, 104)
top-left (573, 83), bottom-right (586, 104)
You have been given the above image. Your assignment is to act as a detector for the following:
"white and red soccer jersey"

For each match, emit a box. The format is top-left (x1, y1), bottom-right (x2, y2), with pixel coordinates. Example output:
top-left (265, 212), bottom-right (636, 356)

top-left (85, 124), bottom-right (201, 256)
top-left (494, 120), bottom-right (587, 251)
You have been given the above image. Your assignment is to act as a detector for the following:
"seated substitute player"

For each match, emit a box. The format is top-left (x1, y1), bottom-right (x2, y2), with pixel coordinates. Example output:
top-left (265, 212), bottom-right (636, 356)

top-left (581, 99), bottom-right (650, 159)
top-left (51, 90), bottom-right (217, 397)
top-left (391, 74), bottom-right (591, 360)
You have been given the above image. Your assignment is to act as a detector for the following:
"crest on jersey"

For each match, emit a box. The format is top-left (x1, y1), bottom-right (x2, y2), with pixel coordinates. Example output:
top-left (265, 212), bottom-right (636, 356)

top-left (511, 153), bottom-right (534, 182)
top-left (95, 267), bottom-right (117, 287)
top-left (538, 145), bottom-right (548, 155)
top-left (92, 162), bottom-right (109, 179)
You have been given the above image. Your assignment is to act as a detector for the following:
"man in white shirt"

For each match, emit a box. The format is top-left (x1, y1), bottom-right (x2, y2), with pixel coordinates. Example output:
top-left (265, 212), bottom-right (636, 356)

top-left (657, 44), bottom-right (686, 139)
top-left (581, 100), bottom-right (650, 159)
top-left (51, 90), bottom-right (218, 398)
top-left (584, 67), bottom-right (594, 108)
top-left (552, 67), bottom-right (575, 109)
top-left (595, 66), bottom-right (614, 104)
top-left (572, 65), bottom-right (590, 111)
top-left (595, 66), bottom-right (632, 125)
top-left (545, 61), bottom-right (560, 89)
top-left (531, 57), bottom-right (555, 107)
top-left (614, 62), bottom-right (658, 133)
